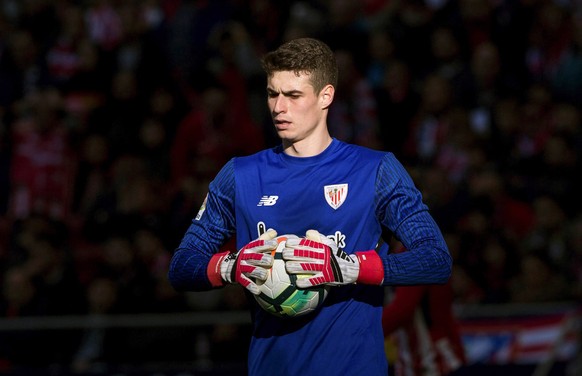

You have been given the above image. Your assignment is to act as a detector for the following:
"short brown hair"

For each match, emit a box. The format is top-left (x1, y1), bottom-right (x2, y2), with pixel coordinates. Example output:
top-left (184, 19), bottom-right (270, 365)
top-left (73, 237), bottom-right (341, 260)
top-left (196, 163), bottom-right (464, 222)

top-left (261, 38), bottom-right (338, 94)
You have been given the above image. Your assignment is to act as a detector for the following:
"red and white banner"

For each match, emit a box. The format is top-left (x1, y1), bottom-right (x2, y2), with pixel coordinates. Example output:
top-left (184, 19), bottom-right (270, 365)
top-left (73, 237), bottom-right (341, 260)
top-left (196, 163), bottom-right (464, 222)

top-left (459, 306), bottom-right (581, 365)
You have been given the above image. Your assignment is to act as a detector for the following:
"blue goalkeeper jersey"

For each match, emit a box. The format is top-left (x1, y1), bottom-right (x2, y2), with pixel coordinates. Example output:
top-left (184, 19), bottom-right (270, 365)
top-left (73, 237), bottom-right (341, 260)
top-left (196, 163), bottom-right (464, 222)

top-left (169, 138), bottom-right (452, 376)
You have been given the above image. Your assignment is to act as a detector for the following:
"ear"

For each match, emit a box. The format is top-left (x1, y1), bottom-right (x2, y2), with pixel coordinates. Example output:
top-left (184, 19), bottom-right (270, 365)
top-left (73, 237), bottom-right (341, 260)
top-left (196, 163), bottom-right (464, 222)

top-left (320, 84), bottom-right (335, 109)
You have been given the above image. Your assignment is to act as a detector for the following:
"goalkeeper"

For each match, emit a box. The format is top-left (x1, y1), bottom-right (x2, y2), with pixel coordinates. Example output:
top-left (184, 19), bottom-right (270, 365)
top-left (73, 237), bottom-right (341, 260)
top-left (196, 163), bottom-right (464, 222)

top-left (168, 37), bottom-right (452, 376)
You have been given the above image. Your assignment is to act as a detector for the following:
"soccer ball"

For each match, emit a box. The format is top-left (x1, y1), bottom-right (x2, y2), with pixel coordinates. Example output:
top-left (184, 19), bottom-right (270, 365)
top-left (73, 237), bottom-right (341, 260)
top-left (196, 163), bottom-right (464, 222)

top-left (253, 234), bottom-right (329, 318)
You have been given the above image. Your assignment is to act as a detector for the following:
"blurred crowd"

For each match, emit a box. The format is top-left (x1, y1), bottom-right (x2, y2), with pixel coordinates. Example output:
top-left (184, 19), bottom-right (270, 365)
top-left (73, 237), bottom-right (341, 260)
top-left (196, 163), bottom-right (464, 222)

top-left (0, 0), bottom-right (581, 372)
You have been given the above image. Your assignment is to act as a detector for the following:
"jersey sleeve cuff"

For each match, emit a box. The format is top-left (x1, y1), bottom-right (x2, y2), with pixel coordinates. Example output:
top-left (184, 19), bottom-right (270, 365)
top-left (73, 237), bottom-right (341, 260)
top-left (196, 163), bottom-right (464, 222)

top-left (207, 251), bottom-right (230, 287)
top-left (355, 250), bottom-right (384, 285)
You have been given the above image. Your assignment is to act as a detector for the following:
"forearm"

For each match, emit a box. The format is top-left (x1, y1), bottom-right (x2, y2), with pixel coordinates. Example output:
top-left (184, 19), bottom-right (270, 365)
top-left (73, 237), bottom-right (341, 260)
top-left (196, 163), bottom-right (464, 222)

top-left (383, 211), bottom-right (452, 285)
top-left (168, 222), bottom-right (230, 291)
top-left (168, 161), bottom-right (237, 291)
top-left (168, 247), bottom-right (213, 291)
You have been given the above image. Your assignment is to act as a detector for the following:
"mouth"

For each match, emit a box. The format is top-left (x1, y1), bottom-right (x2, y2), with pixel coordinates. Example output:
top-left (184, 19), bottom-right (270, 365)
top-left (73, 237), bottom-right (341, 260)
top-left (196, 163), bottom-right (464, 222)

top-left (274, 119), bottom-right (291, 131)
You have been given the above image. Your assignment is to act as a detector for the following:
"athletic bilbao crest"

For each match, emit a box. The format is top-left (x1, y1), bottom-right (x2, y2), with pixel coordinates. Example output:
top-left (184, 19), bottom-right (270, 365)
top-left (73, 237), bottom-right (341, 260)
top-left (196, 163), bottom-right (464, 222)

top-left (324, 184), bottom-right (348, 210)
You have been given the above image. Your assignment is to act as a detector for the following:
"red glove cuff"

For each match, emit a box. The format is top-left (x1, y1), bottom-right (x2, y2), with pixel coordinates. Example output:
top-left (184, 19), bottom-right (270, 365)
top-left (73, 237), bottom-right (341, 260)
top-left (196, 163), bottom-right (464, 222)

top-left (207, 251), bottom-right (230, 287)
top-left (355, 250), bottom-right (384, 285)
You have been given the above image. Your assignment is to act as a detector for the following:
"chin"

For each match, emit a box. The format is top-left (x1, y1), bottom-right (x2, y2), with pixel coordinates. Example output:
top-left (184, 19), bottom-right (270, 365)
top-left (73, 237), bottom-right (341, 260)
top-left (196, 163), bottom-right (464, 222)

top-left (276, 129), bottom-right (294, 140)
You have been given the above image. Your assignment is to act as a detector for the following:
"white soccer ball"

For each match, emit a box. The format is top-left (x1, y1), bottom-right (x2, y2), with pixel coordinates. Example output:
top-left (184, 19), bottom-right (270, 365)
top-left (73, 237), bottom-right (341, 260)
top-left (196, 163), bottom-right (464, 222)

top-left (254, 234), bottom-right (329, 318)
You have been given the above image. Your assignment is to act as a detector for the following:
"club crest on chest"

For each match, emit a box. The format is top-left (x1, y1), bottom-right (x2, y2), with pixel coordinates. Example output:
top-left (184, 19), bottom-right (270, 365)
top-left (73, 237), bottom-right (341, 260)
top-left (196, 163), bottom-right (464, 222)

top-left (324, 184), bottom-right (348, 210)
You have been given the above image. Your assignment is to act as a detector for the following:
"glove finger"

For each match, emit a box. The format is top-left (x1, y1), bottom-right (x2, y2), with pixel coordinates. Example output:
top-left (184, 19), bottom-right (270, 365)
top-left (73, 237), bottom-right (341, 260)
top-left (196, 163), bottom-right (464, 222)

top-left (282, 246), bottom-right (312, 261)
top-left (238, 274), bottom-right (261, 295)
top-left (295, 274), bottom-right (325, 288)
top-left (246, 239), bottom-right (278, 253)
top-left (285, 260), bottom-right (321, 274)
top-left (305, 229), bottom-right (325, 241)
top-left (284, 236), bottom-right (322, 249)
top-left (259, 228), bottom-right (278, 241)
top-left (284, 237), bottom-right (302, 247)
top-left (247, 266), bottom-right (269, 281)
top-left (240, 253), bottom-right (273, 268)
top-left (282, 242), bottom-right (325, 262)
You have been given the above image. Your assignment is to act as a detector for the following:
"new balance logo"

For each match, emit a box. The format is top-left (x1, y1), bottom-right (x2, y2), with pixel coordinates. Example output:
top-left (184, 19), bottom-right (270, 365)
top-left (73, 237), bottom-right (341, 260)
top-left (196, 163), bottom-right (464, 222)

top-left (257, 195), bottom-right (279, 206)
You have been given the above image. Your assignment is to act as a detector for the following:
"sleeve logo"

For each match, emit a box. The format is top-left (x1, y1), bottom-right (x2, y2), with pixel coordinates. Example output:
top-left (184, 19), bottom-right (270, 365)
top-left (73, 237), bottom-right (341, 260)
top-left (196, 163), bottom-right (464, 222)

top-left (195, 194), bottom-right (208, 220)
top-left (324, 184), bottom-right (348, 210)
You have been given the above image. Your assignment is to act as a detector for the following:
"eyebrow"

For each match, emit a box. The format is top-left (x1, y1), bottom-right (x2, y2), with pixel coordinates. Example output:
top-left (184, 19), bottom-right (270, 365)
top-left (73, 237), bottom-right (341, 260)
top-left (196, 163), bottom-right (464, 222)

top-left (267, 88), bottom-right (303, 96)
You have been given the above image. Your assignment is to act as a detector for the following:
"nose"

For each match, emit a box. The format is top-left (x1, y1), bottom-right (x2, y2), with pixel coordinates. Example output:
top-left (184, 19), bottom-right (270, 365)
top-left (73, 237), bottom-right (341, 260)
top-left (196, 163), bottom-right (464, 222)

top-left (271, 94), bottom-right (286, 114)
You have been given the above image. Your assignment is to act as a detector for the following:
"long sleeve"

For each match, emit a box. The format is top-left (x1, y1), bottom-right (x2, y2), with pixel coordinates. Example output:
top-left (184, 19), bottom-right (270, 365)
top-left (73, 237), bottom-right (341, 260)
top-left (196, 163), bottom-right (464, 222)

top-left (375, 153), bottom-right (452, 285)
top-left (167, 159), bottom-right (237, 291)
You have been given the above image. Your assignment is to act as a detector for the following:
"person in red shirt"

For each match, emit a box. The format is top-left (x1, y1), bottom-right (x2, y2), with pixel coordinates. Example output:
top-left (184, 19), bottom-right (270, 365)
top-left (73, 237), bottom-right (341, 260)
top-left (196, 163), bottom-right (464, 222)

top-left (383, 243), bottom-right (467, 376)
top-left (170, 75), bottom-right (265, 184)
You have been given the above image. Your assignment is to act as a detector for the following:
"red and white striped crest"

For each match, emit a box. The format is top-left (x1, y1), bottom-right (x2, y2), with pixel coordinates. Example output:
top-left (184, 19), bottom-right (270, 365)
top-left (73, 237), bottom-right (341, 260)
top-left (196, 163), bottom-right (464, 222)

top-left (324, 184), bottom-right (348, 210)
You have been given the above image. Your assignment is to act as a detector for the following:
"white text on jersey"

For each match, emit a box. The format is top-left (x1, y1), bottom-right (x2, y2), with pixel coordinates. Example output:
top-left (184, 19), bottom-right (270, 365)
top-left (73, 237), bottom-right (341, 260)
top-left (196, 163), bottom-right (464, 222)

top-left (257, 195), bottom-right (279, 206)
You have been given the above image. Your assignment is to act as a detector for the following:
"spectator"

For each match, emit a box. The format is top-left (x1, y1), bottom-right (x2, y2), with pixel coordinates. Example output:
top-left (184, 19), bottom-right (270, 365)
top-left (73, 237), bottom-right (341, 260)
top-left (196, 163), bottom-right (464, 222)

top-left (566, 215), bottom-right (582, 300)
top-left (8, 88), bottom-right (75, 221)
top-left (523, 195), bottom-right (571, 273)
top-left (328, 48), bottom-right (381, 148)
top-left (170, 73), bottom-right (264, 184)
top-left (373, 59), bottom-right (420, 157)
top-left (97, 232), bottom-right (157, 313)
top-left (71, 276), bottom-right (125, 374)
top-left (462, 166), bottom-right (535, 243)
top-left (72, 133), bottom-right (112, 219)
top-left (427, 25), bottom-right (472, 103)
top-left (509, 251), bottom-right (571, 303)
top-left (550, 13), bottom-right (582, 106)
top-left (403, 73), bottom-right (454, 164)
top-left (0, 0), bottom-right (580, 372)
top-left (0, 266), bottom-right (48, 368)
top-left (366, 27), bottom-right (397, 89)
top-left (383, 242), bottom-right (467, 376)
top-left (132, 226), bottom-right (187, 312)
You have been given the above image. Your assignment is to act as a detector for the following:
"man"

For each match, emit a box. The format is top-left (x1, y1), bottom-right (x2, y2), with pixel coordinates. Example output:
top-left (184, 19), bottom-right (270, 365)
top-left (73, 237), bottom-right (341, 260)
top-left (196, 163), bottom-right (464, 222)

top-left (168, 37), bottom-right (452, 376)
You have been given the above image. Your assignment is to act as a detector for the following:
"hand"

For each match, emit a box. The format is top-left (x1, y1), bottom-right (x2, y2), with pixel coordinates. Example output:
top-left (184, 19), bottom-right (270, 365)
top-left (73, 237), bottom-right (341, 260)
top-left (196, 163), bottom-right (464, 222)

top-left (283, 230), bottom-right (384, 288)
top-left (283, 230), bottom-right (359, 287)
top-left (207, 229), bottom-right (278, 295)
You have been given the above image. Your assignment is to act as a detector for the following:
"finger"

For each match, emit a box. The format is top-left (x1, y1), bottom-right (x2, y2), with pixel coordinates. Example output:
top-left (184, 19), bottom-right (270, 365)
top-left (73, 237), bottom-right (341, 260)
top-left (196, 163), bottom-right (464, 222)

top-left (247, 266), bottom-right (269, 281)
top-left (282, 243), bottom-right (325, 262)
top-left (295, 274), bottom-right (324, 288)
top-left (283, 237), bottom-right (302, 247)
top-left (284, 237), bottom-right (321, 250)
top-left (305, 229), bottom-right (324, 241)
top-left (285, 260), bottom-right (320, 274)
top-left (281, 246), bottom-right (314, 261)
top-left (259, 228), bottom-right (278, 241)
top-left (241, 253), bottom-right (273, 267)
top-left (240, 276), bottom-right (261, 295)
top-left (246, 239), bottom-right (278, 253)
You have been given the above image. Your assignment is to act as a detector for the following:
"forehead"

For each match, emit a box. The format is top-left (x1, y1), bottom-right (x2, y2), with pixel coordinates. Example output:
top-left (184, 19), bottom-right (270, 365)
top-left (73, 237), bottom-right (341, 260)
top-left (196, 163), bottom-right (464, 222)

top-left (267, 70), bottom-right (314, 92)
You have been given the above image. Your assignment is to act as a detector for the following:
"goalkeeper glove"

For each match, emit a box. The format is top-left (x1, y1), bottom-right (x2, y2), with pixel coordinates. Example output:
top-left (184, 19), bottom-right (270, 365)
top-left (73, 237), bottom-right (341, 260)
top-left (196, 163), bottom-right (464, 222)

top-left (283, 229), bottom-right (384, 288)
top-left (207, 229), bottom-right (278, 295)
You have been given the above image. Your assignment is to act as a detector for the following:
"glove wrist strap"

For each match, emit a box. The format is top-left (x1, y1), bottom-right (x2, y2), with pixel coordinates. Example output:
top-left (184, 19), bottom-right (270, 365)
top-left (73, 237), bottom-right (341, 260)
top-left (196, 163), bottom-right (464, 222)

top-left (207, 251), bottom-right (230, 287)
top-left (355, 250), bottom-right (384, 285)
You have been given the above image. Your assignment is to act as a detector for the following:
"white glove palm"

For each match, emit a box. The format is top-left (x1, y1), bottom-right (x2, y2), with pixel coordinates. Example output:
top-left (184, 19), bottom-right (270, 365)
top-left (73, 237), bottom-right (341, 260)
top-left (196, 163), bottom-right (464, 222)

top-left (283, 230), bottom-right (360, 288)
top-left (217, 229), bottom-right (278, 295)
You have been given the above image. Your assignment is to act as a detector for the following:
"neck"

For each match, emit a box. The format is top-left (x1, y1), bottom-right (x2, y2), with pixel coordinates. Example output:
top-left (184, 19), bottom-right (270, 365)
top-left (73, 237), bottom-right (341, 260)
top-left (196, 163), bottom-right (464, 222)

top-left (282, 133), bottom-right (333, 157)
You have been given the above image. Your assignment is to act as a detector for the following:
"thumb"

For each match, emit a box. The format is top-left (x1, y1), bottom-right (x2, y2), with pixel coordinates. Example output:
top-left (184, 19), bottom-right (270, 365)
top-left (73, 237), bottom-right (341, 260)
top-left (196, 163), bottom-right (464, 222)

top-left (259, 228), bottom-right (278, 241)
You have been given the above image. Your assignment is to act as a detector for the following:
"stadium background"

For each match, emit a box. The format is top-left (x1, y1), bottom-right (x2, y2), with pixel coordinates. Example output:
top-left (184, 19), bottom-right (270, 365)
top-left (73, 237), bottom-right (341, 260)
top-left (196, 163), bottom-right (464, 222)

top-left (0, 0), bottom-right (580, 375)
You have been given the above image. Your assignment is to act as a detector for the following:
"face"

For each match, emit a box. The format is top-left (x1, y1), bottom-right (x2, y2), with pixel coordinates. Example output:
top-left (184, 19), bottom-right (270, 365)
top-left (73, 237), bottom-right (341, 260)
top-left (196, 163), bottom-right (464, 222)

top-left (267, 70), bottom-right (332, 144)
